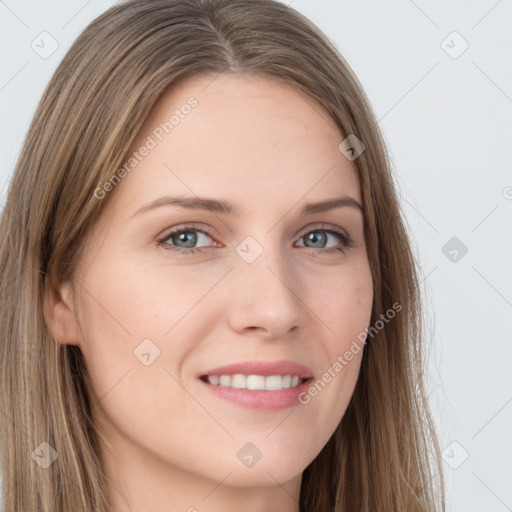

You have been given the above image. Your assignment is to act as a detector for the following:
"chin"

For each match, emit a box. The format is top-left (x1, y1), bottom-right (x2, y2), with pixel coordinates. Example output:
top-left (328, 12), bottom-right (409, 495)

top-left (221, 454), bottom-right (308, 488)
top-left (218, 466), bottom-right (304, 488)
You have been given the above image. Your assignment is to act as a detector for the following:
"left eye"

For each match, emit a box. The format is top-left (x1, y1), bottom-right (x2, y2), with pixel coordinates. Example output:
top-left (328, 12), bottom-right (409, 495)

top-left (157, 225), bottom-right (354, 255)
top-left (295, 229), bottom-right (348, 250)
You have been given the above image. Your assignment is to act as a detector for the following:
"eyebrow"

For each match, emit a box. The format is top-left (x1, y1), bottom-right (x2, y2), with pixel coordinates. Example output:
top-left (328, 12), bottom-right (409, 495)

top-left (131, 195), bottom-right (363, 218)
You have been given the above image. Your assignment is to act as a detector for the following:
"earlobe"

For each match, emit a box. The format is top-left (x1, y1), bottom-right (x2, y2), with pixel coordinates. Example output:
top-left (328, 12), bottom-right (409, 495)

top-left (43, 275), bottom-right (82, 346)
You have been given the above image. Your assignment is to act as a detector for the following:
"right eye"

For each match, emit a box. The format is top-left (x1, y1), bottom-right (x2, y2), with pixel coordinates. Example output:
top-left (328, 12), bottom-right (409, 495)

top-left (157, 225), bottom-right (217, 255)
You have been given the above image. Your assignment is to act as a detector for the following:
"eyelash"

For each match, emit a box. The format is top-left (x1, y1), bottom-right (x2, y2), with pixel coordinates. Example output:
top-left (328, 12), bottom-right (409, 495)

top-left (156, 223), bottom-right (355, 256)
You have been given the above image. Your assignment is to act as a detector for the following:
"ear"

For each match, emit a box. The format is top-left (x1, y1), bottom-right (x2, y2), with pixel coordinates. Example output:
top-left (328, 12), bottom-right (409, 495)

top-left (43, 274), bottom-right (82, 346)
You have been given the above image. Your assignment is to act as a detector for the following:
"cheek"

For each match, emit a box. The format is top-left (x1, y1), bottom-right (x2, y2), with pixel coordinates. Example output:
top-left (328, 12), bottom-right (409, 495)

top-left (295, 263), bottom-right (372, 434)
top-left (77, 255), bottom-right (220, 344)
top-left (74, 256), bottom-right (228, 404)
top-left (74, 260), bottom-right (227, 474)
top-left (313, 261), bottom-right (374, 343)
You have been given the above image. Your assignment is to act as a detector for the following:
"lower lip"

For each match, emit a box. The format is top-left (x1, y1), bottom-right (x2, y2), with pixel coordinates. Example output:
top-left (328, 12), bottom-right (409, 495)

top-left (198, 377), bottom-right (313, 411)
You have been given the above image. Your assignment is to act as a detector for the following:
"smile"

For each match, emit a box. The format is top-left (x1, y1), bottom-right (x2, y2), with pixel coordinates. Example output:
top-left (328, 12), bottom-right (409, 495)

top-left (200, 374), bottom-right (306, 390)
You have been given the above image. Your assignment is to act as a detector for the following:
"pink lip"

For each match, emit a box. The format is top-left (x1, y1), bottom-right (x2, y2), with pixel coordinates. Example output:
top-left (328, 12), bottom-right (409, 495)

top-left (198, 377), bottom-right (313, 411)
top-left (197, 360), bottom-right (314, 411)
top-left (198, 360), bottom-right (313, 379)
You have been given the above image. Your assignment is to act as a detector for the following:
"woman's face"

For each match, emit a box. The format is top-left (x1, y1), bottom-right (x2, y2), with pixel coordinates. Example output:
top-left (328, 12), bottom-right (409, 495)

top-left (50, 73), bottom-right (373, 504)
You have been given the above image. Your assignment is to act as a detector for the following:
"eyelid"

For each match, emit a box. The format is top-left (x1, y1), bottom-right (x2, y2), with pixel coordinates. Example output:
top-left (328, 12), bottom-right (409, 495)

top-left (158, 223), bottom-right (219, 244)
top-left (296, 222), bottom-right (349, 238)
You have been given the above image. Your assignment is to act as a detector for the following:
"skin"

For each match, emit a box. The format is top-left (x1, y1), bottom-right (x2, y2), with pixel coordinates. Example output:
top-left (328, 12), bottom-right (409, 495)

top-left (44, 73), bottom-right (373, 512)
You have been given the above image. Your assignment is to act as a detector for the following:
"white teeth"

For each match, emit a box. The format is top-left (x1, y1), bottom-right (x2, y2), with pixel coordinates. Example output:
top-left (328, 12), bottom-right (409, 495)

top-left (219, 375), bottom-right (231, 387)
top-left (205, 374), bottom-right (305, 390)
top-left (265, 375), bottom-right (283, 390)
top-left (231, 374), bottom-right (246, 388)
top-left (247, 375), bottom-right (265, 390)
top-left (207, 375), bottom-right (220, 386)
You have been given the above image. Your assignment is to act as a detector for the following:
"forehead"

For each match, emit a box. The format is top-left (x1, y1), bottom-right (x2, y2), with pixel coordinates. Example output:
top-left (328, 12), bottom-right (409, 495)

top-left (107, 73), bottom-right (361, 216)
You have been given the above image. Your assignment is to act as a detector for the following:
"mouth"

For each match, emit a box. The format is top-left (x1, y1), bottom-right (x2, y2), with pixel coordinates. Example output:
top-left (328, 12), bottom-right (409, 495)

top-left (196, 360), bottom-right (314, 410)
top-left (197, 374), bottom-right (314, 410)
top-left (199, 374), bottom-right (311, 391)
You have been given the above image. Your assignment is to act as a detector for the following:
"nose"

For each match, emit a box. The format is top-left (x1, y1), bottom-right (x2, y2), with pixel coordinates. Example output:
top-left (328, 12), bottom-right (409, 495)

top-left (226, 244), bottom-right (303, 339)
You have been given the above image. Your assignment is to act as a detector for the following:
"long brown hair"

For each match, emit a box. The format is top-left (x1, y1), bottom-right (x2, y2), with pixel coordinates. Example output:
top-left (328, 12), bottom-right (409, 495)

top-left (0, 0), bottom-right (445, 510)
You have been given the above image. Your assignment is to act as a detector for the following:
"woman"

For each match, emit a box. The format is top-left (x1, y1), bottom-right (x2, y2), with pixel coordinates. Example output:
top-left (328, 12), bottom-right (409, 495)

top-left (0, 0), bottom-right (445, 510)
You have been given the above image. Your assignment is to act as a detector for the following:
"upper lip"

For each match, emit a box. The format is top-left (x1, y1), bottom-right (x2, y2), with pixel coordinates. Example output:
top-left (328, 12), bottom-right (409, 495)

top-left (199, 360), bottom-right (313, 379)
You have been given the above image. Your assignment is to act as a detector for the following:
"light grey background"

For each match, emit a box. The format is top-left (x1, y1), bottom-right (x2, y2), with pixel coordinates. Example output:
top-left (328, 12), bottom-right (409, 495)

top-left (1, 0), bottom-right (511, 510)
